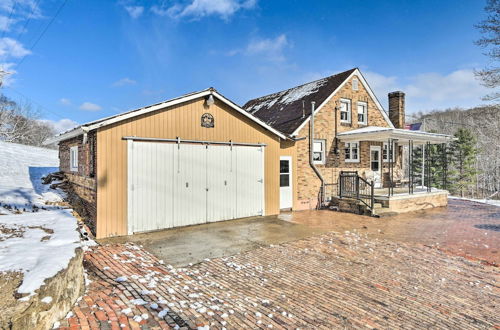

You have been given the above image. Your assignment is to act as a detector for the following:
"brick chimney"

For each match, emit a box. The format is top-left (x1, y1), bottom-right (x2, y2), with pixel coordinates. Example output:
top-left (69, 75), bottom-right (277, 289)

top-left (388, 91), bottom-right (405, 128)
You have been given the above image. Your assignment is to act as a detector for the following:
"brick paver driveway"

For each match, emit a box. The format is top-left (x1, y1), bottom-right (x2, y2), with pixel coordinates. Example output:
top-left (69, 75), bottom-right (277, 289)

top-left (57, 230), bottom-right (499, 329)
top-left (282, 199), bottom-right (500, 265)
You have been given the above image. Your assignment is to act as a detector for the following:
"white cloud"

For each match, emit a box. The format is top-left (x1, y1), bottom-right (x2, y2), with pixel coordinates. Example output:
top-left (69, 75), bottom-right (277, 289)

top-left (125, 6), bottom-right (144, 19)
top-left (161, 0), bottom-right (257, 20)
top-left (0, 15), bottom-right (14, 31)
top-left (39, 118), bottom-right (79, 133)
top-left (79, 102), bottom-right (102, 112)
top-left (0, 37), bottom-right (30, 59)
top-left (59, 98), bottom-right (71, 106)
top-left (228, 34), bottom-right (289, 62)
top-left (112, 77), bottom-right (137, 87)
top-left (364, 69), bottom-right (491, 112)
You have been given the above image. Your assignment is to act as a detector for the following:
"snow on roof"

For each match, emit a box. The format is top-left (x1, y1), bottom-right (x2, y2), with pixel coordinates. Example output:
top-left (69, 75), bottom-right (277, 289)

top-left (247, 78), bottom-right (329, 114)
top-left (243, 68), bottom-right (357, 135)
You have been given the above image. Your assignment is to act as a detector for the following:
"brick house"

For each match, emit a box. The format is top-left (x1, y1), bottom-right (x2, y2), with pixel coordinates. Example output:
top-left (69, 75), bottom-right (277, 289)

top-left (46, 68), bottom-right (453, 238)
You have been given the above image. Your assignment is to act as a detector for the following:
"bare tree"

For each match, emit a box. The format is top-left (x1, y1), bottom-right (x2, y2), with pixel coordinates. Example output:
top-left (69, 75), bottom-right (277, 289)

top-left (0, 95), bottom-right (56, 147)
top-left (475, 0), bottom-right (500, 101)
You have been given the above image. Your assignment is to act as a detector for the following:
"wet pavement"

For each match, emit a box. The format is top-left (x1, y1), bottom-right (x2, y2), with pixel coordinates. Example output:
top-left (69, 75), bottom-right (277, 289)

top-left (101, 216), bottom-right (330, 267)
top-left (280, 198), bottom-right (500, 265)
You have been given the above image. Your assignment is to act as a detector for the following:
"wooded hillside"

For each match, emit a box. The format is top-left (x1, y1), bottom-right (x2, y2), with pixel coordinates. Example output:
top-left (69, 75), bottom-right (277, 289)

top-left (410, 105), bottom-right (500, 198)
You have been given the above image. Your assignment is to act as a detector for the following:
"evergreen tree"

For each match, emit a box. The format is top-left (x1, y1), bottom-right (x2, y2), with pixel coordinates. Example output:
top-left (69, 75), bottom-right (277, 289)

top-left (449, 128), bottom-right (479, 197)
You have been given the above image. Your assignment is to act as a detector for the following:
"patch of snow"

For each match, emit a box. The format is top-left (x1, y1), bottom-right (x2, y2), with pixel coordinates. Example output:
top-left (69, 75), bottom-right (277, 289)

top-left (52, 321), bottom-right (60, 329)
top-left (0, 210), bottom-right (79, 297)
top-left (115, 276), bottom-right (128, 282)
top-left (121, 308), bottom-right (132, 315)
top-left (449, 196), bottom-right (500, 208)
top-left (41, 296), bottom-right (53, 304)
top-left (131, 298), bottom-right (147, 305)
top-left (0, 141), bottom-right (64, 211)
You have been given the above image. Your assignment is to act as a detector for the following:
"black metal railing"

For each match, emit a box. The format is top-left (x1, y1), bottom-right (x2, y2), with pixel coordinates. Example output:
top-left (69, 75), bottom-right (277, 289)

top-left (339, 171), bottom-right (374, 212)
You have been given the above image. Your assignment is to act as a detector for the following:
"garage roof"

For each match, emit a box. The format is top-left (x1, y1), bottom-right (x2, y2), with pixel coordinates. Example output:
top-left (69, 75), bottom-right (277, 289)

top-left (44, 88), bottom-right (287, 145)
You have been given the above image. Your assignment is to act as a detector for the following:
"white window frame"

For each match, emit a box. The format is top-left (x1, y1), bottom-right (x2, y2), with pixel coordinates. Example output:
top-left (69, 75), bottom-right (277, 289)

top-left (383, 142), bottom-right (396, 162)
top-left (313, 139), bottom-right (326, 165)
top-left (344, 141), bottom-right (360, 163)
top-left (352, 78), bottom-right (359, 91)
top-left (70, 146), bottom-right (78, 172)
top-left (339, 99), bottom-right (351, 124)
top-left (357, 101), bottom-right (367, 125)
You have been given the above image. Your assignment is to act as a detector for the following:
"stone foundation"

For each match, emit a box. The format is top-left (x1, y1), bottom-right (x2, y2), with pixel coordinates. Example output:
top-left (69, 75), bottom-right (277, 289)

top-left (64, 173), bottom-right (97, 234)
top-left (0, 249), bottom-right (84, 330)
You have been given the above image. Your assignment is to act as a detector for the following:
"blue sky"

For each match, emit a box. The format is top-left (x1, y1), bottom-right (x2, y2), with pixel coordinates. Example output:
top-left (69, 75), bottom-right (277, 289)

top-left (0, 0), bottom-right (492, 132)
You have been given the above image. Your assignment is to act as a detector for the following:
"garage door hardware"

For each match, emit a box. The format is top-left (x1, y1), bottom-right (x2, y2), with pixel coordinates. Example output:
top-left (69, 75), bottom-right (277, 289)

top-left (122, 136), bottom-right (267, 147)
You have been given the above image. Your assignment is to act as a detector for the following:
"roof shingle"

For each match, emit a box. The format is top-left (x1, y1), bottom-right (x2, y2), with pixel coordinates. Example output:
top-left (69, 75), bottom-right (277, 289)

top-left (243, 68), bottom-right (357, 135)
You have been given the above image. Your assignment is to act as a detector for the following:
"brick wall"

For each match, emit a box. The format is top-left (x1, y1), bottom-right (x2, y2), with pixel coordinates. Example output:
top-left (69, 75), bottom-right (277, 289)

top-left (295, 75), bottom-right (402, 209)
top-left (59, 132), bottom-right (97, 232)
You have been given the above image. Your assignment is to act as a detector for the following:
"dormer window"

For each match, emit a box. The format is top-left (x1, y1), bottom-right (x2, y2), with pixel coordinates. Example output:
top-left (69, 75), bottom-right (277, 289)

top-left (357, 102), bottom-right (367, 125)
top-left (352, 78), bottom-right (359, 91)
top-left (339, 99), bottom-right (351, 124)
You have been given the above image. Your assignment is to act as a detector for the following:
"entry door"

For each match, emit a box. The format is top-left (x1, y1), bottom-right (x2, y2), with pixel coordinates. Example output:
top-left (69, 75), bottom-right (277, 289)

top-left (370, 146), bottom-right (382, 188)
top-left (279, 156), bottom-right (292, 209)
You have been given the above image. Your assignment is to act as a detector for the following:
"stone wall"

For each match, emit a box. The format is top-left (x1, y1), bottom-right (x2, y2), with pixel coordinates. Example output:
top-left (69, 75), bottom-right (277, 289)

top-left (387, 191), bottom-right (448, 213)
top-left (295, 74), bottom-right (402, 209)
top-left (59, 133), bottom-right (97, 233)
top-left (0, 249), bottom-right (84, 330)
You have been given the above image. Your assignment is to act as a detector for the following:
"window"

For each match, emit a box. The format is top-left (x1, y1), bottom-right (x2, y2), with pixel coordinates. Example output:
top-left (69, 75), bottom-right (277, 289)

top-left (340, 99), bottom-right (351, 123)
top-left (352, 78), bottom-right (359, 91)
top-left (383, 142), bottom-right (396, 162)
top-left (344, 142), bottom-right (360, 162)
top-left (70, 146), bottom-right (78, 172)
top-left (313, 139), bottom-right (326, 164)
top-left (357, 102), bottom-right (367, 125)
top-left (280, 160), bottom-right (290, 187)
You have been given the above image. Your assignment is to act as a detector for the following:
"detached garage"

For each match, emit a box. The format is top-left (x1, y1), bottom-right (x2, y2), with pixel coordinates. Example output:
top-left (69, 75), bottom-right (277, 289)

top-left (48, 88), bottom-right (290, 238)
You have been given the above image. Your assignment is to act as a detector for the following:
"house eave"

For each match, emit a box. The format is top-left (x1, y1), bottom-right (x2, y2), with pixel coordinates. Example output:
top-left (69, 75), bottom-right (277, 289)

top-left (337, 126), bottom-right (455, 144)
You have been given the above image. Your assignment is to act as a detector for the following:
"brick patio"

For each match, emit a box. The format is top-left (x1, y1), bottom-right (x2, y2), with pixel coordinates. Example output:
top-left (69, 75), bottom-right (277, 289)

top-left (56, 231), bottom-right (499, 329)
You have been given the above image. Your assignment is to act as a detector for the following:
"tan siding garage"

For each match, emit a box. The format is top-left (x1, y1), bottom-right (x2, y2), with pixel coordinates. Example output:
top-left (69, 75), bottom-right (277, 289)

top-left (96, 98), bottom-right (284, 238)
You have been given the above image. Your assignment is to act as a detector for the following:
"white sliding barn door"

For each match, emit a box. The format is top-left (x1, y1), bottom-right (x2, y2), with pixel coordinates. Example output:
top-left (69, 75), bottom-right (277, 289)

top-left (128, 140), bottom-right (264, 234)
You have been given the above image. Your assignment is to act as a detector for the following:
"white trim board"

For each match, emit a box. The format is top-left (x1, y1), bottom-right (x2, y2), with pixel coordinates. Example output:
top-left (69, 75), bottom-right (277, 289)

top-left (44, 89), bottom-right (286, 145)
top-left (290, 68), bottom-right (394, 136)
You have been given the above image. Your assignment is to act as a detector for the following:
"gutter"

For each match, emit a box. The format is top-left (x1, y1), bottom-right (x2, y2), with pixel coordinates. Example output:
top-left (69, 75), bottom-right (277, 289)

top-left (309, 101), bottom-right (325, 208)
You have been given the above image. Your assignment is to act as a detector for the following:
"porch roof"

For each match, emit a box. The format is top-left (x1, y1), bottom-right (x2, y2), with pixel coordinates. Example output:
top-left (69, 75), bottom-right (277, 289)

top-left (337, 126), bottom-right (455, 144)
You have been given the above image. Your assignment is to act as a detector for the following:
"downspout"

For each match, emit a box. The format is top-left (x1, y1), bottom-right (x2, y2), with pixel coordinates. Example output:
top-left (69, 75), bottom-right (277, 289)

top-left (309, 101), bottom-right (325, 208)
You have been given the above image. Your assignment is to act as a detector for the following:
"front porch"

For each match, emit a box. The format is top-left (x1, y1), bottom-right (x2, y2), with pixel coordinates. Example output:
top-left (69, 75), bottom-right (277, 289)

top-left (331, 126), bottom-right (454, 216)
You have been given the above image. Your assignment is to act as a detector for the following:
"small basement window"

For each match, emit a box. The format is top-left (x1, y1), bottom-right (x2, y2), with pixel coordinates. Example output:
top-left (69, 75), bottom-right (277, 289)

top-left (352, 78), bottom-right (359, 91)
top-left (340, 99), bottom-right (351, 124)
top-left (345, 142), bottom-right (360, 162)
top-left (357, 102), bottom-right (367, 125)
top-left (70, 146), bottom-right (78, 172)
top-left (313, 139), bottom-right (326, 164)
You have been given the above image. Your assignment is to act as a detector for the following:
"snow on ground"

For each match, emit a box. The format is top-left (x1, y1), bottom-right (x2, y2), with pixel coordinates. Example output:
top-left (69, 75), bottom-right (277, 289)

top-left (0, 141), bottom-right (80, 298)
top-left (0, 141), bottom-right (63, 213)
top-left (449, 196), bottom-right (500, 208)
top-left (0, 208), bottom-right (80, 297)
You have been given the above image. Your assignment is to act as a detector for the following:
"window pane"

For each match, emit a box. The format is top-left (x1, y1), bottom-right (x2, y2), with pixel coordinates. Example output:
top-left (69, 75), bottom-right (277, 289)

top-left (353, 148), bottom-right (358, 159)
top-left (313, 141), bottom-right (323, 152)
top-left (345, 147), bottom-right (350, 159)
top-left (358, 113), bottom-right (364, 122)
top-left (280, 160), bottom-right (289, 173)
top-left (280, 174), bottom-right (290, 187)
top-left (313, 152), bottom-right (322, 162)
